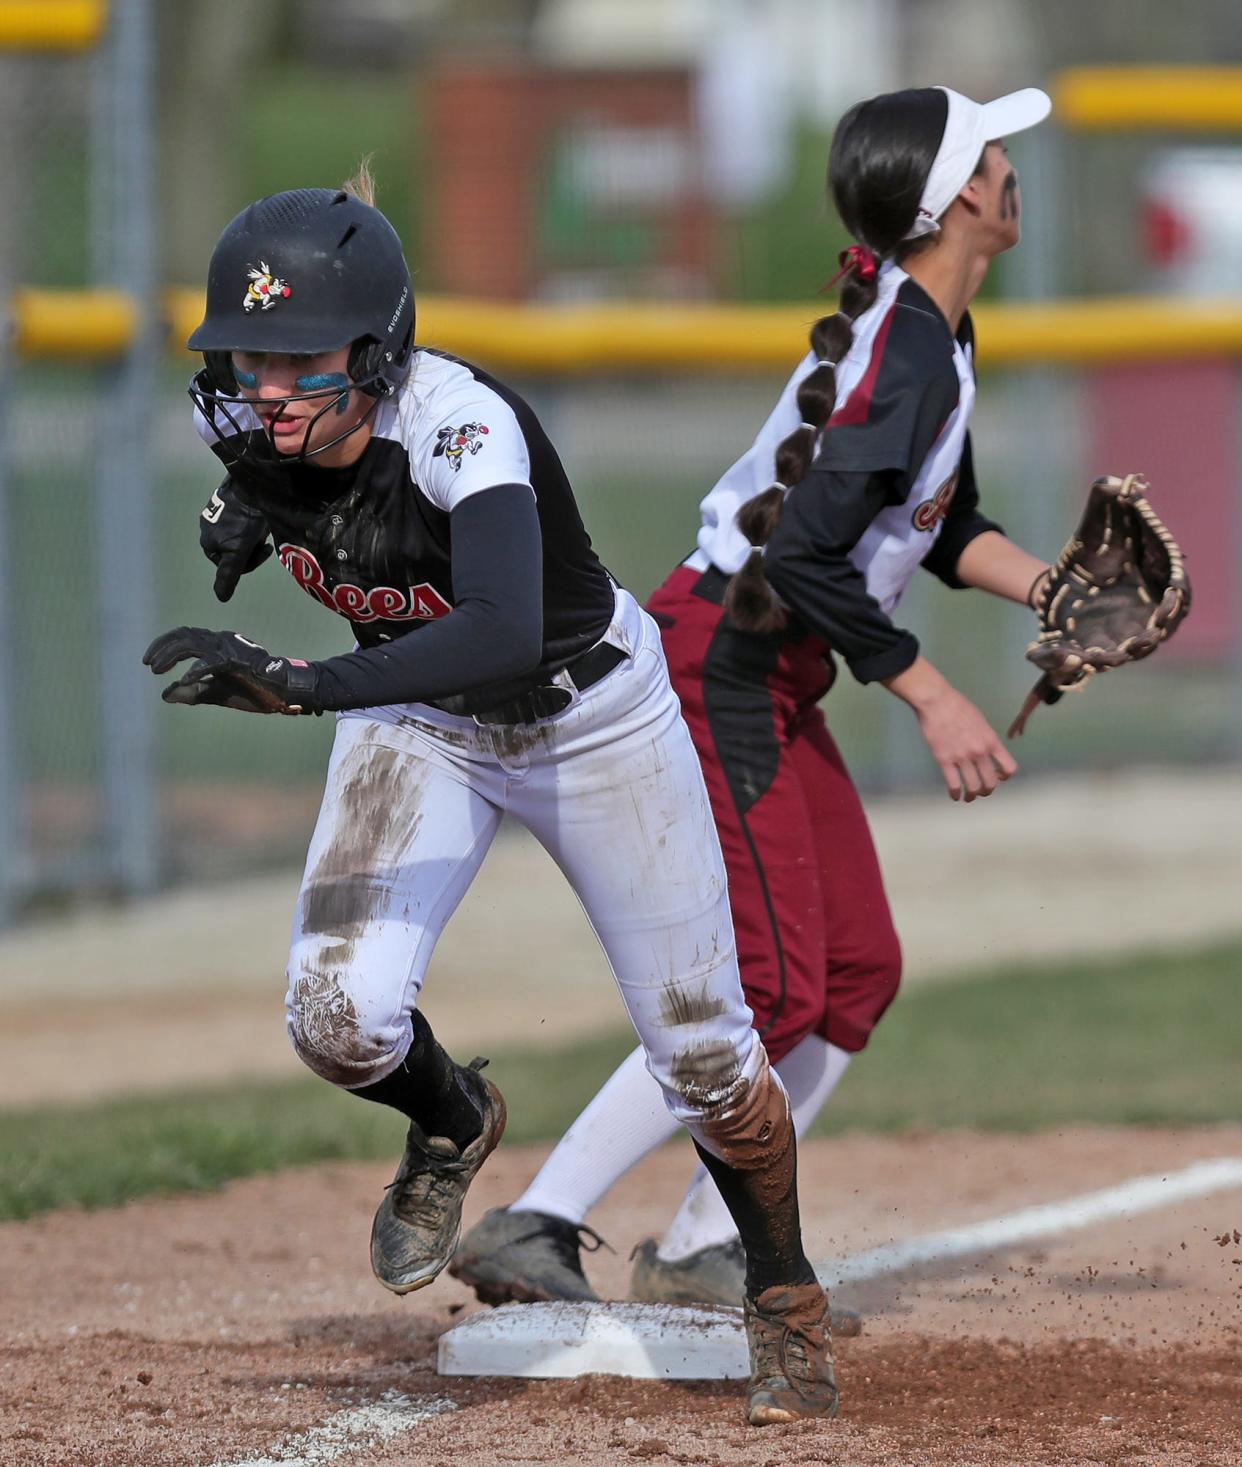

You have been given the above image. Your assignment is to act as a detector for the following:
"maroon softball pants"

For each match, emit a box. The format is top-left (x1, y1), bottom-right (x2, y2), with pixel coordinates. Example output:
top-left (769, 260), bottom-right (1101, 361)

top-left (646, 565), bottom-right (902, 1062)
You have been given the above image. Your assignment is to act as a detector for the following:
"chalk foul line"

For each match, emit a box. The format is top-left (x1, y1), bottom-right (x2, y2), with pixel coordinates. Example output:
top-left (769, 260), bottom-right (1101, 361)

top-left (818, 1154), bottom-right (1242, 1287)
top-left (208, 1389), bottom-right (456, 1467)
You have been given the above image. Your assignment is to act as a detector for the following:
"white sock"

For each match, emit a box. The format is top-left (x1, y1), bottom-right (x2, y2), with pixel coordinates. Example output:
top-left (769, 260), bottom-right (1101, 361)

top-left (656, 1034), bottom-right (852, 1262)
top-left (510, 1044), bottom-right (679, 1226)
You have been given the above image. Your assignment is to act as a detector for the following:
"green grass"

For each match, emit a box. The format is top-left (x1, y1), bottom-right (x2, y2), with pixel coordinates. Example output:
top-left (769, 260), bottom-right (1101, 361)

top-left (819, 940), bottom-right (1240, 1135)
top-left (2, 942), bottom-right (1238, 1223)
top-left (0, 1028), bottom-right (635, 1223)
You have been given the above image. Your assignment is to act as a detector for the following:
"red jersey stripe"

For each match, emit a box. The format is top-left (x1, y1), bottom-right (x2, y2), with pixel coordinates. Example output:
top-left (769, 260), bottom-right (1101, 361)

top-left (827, 299), bottom-right (899, 428)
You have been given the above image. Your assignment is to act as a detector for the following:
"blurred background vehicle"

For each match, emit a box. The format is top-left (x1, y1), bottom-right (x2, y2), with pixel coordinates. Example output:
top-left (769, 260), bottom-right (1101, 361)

top-left (1140, 146), bottom-right (1242, 295)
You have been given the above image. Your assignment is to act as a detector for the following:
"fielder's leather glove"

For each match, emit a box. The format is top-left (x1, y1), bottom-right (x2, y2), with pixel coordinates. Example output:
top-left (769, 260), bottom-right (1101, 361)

top-left (143, 627), bottom-right (322, 715)
top-left (1008, 473), bottom-right (1191, 737)
top-left (200, 480), bottom-right (274, 602)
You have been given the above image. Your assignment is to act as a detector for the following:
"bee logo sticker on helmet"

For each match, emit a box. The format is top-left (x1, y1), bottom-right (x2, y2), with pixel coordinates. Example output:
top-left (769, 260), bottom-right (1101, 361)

top-left (243, 261), bottom-right (293, 313)
top-left (433, 422), bottom-right (490, 472)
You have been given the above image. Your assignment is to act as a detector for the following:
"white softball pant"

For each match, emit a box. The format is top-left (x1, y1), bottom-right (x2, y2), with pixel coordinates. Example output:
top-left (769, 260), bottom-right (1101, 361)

top-left (284, 587), bottom-right (765, 1136)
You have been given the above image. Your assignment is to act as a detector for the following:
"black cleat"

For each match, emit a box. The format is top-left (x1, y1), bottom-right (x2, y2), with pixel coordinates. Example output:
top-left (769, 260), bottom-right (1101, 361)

top-left (370, 1059), bottom-right (506, 1295)
top-left (745, 1280), bottom-right (840, 1426)
top-left (628, 1236), bottom-right (862, 1335)
top-left (450, 1205), bottom-right (608, 1305)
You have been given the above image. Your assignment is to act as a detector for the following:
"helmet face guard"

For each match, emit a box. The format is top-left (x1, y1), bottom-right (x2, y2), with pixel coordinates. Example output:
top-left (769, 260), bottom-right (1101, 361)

top-left (190, 367), bottom-right (383, 468)
top-left (188, 187), bottom-right (415, 465)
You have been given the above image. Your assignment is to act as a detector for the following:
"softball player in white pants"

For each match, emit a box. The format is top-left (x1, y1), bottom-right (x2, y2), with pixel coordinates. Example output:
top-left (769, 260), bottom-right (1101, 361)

top-left (148, 170), bottom-right (839, 1425)
top-left (284, 587), bottom-right (762, 1130)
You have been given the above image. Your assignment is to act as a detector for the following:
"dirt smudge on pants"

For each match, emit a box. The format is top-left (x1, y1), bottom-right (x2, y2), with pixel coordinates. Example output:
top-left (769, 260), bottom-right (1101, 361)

top-left (668, 1039), bottom-right (743, 1109)
top-left (658, 980), bottom-right (728, 1028)
top-left (300, 875), bottom-right (395, 940)
top-left (287, 969), bottom-right (367, 1084)
top-left (397, 715), bottom-right (471, 750)
top-left (488, 720), bottom-right (555, 762)
top-left (301, 741), bottom-right (424, 943)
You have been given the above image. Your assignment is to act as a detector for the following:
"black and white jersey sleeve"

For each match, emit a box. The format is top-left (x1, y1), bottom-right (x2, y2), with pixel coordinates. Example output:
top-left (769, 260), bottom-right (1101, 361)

top-left (691, 267), bottom-right (997, 681)
top-left (399, 364), bottom-right (533, 510)
top-left (764, 292), bottom-right (962, 682)
top-left (762, 274), bottom-right (975, 681)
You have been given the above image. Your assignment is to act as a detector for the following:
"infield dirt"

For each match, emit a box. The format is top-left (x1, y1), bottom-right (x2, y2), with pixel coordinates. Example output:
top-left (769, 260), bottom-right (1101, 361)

top-left (3, 1126), bottom-right (1239, 1466)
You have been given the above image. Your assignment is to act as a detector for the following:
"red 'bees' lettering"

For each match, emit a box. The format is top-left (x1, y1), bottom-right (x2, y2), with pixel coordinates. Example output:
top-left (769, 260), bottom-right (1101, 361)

top-left (912, 470), bottom-right (958, 532)
top-left (278, 544), bottom-right (452, 622)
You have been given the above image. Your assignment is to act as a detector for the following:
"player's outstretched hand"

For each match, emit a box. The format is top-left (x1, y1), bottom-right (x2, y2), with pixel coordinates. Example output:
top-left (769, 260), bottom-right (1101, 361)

top-left (200, 481), bottom-right (274, 603)
top-left (142, 627), bottom-right (321, 715)
top-left (914, 684), bottom-right (1017, 803)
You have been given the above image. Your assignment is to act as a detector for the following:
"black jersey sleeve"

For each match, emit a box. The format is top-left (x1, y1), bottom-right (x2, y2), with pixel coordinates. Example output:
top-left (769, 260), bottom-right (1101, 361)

top-left (815, 313), bottom-right (961, 479)
top-left (310, 485), bottom-right (543, 711)
top-left (919, 432), bottom-right (1006, 589)
top-left (760, 320), bottom-right (963, 685)
top-left (762, 467), bottom-right (919, 684)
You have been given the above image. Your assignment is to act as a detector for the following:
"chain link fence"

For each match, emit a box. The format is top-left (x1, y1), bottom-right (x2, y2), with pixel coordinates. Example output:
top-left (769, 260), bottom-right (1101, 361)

top-left (79, 362), bottom-right (1242, 911)
top-left (0, 8), bottom-right (118, 916)
top-left (0, 4), bottom-right (1237, 925)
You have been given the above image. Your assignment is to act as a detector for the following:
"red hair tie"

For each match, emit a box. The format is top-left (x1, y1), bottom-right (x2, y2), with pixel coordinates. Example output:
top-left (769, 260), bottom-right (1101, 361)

top-left (821, 244), bottom-right (879, 292)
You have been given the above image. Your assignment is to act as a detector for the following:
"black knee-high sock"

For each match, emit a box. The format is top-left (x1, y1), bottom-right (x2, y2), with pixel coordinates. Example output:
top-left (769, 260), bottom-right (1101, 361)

top-left (692, 1140), bottom-right (817, 1298)
top-left (351, 1011), bottom-right (484, 1149)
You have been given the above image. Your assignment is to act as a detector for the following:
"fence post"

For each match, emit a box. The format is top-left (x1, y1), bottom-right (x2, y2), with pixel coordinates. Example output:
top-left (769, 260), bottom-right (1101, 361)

top-left (92, 0), bottom-right (160, 897)
top-left (1234, 370), bottom-right (1242, 761)
top-left (0, 307), bottom-right (21, 924)
top-left (1000, 122), bottom-right (1068, 700)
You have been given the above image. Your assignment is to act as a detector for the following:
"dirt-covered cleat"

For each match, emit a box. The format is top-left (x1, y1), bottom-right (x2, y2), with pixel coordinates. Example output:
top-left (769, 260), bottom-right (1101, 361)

top-left (744, 1280), bottom-right (840, 1426)
top-left (449, 1206), bottom-right (607, 1305)
top-left (628, 1237), bottom-right (862, 1336)
top-left (370, 1059), bottom-right (506, 1295)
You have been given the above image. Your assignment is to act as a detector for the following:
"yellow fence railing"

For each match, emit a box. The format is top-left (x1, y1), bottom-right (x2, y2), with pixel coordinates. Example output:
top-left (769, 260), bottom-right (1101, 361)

top-left (1053, 66), bottom-right (1242, 132)
top-left (11, 287), bottom-right (1242, 372)
top-left (0, 0), bottom-right (106, 50)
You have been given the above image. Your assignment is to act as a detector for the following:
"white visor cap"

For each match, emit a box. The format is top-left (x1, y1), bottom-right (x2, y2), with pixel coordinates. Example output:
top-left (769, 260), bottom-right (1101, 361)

top-left (904, 85), bottom-right (1052, 240)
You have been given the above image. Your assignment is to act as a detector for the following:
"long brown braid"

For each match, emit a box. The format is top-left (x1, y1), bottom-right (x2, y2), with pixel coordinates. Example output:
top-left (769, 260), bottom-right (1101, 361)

top-left (724, 252), bottom-right (883, 632)
top-left (722, 86), bottom-right (961, 633)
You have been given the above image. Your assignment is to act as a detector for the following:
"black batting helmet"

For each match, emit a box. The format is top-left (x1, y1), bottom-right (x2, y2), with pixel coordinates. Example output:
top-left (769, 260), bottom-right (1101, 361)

top-left (188, 187), bottom-right (415, 399)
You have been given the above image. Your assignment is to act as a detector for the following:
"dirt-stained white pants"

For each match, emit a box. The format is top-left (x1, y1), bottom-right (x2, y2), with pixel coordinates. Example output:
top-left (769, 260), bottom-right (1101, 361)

top-left (284, 587), bottom-right (766, 1139)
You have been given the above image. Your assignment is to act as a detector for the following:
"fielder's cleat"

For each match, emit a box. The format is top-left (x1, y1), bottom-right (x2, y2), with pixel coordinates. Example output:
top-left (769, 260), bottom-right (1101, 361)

top-left (628, 1237), bottom-right (862, 1336)
top-left (449, 1205), bottom-right (608, 1305)
top-left (370, 1058), bottom-right (506, 1295)
top-left (743, 1280), bottom-right (840, 1427)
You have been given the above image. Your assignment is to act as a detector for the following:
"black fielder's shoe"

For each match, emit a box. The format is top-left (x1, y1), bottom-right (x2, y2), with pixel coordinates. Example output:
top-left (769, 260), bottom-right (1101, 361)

top-left (744, 1280), bottom-right (840, 1426)
top-left (370, 1059), bottom-right (507, 1295)
top-left (628, 1237), bottom-right (863, 1336)
top-left (449, 1205), bottom-right (608, 1305)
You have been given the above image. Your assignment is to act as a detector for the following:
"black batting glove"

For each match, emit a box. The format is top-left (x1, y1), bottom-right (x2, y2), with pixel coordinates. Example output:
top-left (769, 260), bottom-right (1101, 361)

top-left (143, 627), bottom-right (322, 715)
top-left (200, 481), bottom-right (274, 603)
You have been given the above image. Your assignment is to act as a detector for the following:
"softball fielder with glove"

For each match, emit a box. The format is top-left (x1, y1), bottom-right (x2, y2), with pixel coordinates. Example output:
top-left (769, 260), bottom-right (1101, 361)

top-left (452, 85), bottom-right (1066, 1317)
top-left (145, 167), bottom-right (838, 1425)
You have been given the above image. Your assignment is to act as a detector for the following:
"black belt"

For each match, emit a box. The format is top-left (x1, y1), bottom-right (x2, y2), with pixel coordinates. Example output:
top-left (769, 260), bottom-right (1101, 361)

top-left (425, 640), bottom-right (629, 725)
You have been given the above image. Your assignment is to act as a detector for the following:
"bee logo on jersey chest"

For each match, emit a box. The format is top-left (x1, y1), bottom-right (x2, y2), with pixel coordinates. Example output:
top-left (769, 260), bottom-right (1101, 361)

top-left (433, 422), bottom-right (490, 472)
top-left (913, 469), bottom-right (959, 532)
top-left (243, 261), bottom-right (293, 313)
